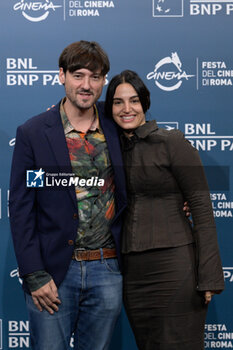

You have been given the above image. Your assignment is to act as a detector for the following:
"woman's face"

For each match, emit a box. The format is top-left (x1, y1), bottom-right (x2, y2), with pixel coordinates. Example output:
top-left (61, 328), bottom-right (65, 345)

top-left (112, 83), bottom-right (146, 130)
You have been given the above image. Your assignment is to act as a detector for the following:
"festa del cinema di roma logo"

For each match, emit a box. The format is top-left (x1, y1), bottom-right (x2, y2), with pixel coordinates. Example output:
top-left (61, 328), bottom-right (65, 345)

top-left (13, 0), bottom-right (62, 22)
top-left (147, 52), bottom-right (195, 91)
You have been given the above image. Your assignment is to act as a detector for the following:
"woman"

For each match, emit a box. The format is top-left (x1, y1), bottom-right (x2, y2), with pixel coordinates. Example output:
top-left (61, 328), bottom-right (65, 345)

top-left (105, 70), bottom-right (224, 350)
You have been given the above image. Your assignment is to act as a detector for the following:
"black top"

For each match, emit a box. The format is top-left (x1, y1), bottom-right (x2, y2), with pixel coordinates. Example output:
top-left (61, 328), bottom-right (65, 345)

top-left (121, 120), bottom-right (224, 292)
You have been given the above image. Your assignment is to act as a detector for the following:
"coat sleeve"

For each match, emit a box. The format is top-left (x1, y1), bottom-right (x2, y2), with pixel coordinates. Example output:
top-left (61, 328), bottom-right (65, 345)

top-left (167, 130), bottom-right (224, 292)
top-left (9, 125), bottom-right (45, 277)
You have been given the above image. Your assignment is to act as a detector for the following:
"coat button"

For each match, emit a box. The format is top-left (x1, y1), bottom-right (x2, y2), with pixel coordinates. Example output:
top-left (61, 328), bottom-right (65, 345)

top-left (68, 240), bottom-right (74, 246)
top-left (73, 213), bottom-right (78, 219)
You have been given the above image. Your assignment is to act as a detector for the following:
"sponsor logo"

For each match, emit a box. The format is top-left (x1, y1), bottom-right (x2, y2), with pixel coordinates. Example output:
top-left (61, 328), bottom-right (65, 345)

top-left (26, 169), bottom-right (45, 188)
top-left (153, 0), bottom-right (184, 17)
top-left (152, 0), bottom-right (233, 17)
top-left (6, 58), bottom-right (60, 86)
top-left (157, 122), bottom-right (179, 130)
top-left (6, 320), bottom-right (75, 348)
top-left (190, 0), bottom-right (233, 16)
top-left (13, 0), bottom-right (62, 22)
top-left (185, 123), bottom-right (233, 152)
top-left (147, 52), bottom-right (195, 91)
top-left (223, 267), bottom-right (233, 282)
top-left (8, 321), bottom-right (30, 348)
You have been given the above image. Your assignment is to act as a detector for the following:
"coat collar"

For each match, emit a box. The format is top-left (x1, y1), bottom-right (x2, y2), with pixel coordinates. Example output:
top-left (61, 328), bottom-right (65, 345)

top-left (121, 120), bottom-right (158, 151)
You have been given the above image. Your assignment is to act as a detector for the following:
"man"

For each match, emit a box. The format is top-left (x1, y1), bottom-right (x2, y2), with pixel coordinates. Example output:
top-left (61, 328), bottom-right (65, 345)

top-left (9, 41), bottom-right (127, 350)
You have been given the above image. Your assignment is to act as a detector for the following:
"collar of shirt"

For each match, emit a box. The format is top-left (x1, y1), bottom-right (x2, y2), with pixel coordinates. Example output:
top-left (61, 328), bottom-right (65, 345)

top-left (134, 120), bottom-right (158, 139)
top-left (60, 97), bottom-right (102, 135)
top-left (120, 120), bottom-right (159, 151)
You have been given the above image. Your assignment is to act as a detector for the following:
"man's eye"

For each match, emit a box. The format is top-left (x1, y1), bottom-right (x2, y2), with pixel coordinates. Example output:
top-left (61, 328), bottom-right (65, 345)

top-left (92, 75), bottom-right (100, 80)
top-left (74, 74), bottom-right (82, 79)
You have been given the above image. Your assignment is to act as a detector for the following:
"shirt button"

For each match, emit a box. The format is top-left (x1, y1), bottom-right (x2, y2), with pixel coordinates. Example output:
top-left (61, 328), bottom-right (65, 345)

top-left (68, 240), bottom-right (74, 246)
top-left (73, 213), bottom-right (78, 219)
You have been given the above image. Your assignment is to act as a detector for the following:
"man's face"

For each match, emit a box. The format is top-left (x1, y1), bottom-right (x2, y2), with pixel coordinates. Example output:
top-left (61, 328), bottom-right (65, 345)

top-left (59, 68), bottom-right (105, 110)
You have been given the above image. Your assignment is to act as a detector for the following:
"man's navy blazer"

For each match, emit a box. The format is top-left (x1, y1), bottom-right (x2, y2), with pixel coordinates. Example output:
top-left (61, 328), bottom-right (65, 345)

top-left (9, 101), bottom-right (127, 290)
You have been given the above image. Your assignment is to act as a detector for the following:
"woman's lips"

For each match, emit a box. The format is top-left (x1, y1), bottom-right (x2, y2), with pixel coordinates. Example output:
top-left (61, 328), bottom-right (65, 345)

top-left (120, 115), bottom-right (136, 122)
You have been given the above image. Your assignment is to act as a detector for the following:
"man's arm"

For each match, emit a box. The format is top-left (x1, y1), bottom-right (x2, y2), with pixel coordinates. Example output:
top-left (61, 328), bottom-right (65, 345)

top-left (9, 125), bottom-right (44, 275)
top-left (9, 125), bottom-right (61, 313)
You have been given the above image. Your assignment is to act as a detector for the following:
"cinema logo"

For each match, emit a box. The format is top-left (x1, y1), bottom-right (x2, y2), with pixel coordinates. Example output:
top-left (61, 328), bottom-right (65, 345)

top-left (13, 0), bottom-right (62, 22)
top-left (200, 61), bottom-right (233, 87)
top-left (6, 58), bottom-right (61, 86)
top-left (68, 1), bottom-right (115, 18)
top-left (205, 324), bottom-right (233, 348)
top-left (147, 52), bottom-right (195, 91)
top-left (10, 268), bottom-right (23, 285)
top-left (190, 0), bottom-right (233, 16)
top-left (9, 138), bottom-right (16, 147)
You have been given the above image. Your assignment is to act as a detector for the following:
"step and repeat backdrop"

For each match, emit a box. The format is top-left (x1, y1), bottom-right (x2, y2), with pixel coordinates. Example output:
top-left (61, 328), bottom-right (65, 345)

top-left (0, 0), bottom-right (233, 349)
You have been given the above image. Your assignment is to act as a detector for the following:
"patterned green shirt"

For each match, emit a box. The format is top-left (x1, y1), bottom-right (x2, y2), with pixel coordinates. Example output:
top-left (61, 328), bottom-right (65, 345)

top-left (60, 99), bottom-right (115, 249)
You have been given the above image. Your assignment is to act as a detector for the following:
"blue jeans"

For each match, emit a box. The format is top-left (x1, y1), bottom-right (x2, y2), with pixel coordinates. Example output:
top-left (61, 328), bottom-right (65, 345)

top-left (25, 256), bottom-right (122, 350)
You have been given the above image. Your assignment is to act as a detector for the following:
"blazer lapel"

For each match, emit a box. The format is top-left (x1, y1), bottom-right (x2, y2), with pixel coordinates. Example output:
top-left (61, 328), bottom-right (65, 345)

top-left (44, 104), bottom-right (77, 208)
top-left (98, 105), bottom-right (127, 214)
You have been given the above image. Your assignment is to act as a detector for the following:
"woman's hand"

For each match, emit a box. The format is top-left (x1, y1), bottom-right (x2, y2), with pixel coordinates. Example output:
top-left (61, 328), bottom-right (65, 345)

top-left (47, 105), bottom-right (55, 111)
top-left (204, 291), bottom-right (216, 304)
top-left (183, 201), bottom-right (193, 224)
top-left (183, 201), bottom-right (191, 217)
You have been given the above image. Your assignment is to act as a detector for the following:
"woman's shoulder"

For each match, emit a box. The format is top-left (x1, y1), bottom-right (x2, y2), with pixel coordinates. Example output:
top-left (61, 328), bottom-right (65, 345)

top-left (148, 124), bottom-right (196, 154)
top-left (149, 123), bottom-right (185, 142)
top-left (156, 127), bottom-right (183, 137)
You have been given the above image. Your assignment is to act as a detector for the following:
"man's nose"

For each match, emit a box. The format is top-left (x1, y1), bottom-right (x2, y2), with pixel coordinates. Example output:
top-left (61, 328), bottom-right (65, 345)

top-left (82, 76), bottom-right (91, 90)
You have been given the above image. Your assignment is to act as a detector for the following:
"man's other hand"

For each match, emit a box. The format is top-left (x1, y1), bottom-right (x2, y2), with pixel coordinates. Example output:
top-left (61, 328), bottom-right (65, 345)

top-left (31, 279), bottom-right (61, 314)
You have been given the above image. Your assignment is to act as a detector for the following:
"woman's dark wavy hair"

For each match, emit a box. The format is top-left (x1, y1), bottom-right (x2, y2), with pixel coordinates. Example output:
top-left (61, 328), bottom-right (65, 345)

top-left (105, 70), bottom-right (150, 118)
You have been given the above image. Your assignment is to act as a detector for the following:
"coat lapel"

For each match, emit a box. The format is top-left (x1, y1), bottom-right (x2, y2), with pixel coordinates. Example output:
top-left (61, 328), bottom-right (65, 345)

top-left (44, 103), bottom-right (77, 209)
top-left (97, 103), bottom-right (127, 215)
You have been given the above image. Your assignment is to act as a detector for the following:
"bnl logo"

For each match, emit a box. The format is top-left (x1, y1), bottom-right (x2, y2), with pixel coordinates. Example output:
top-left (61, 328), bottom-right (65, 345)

top-left (26, 168), bottom-right (45, 187)
top-left (153, 0), bottom-right (184, 17)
